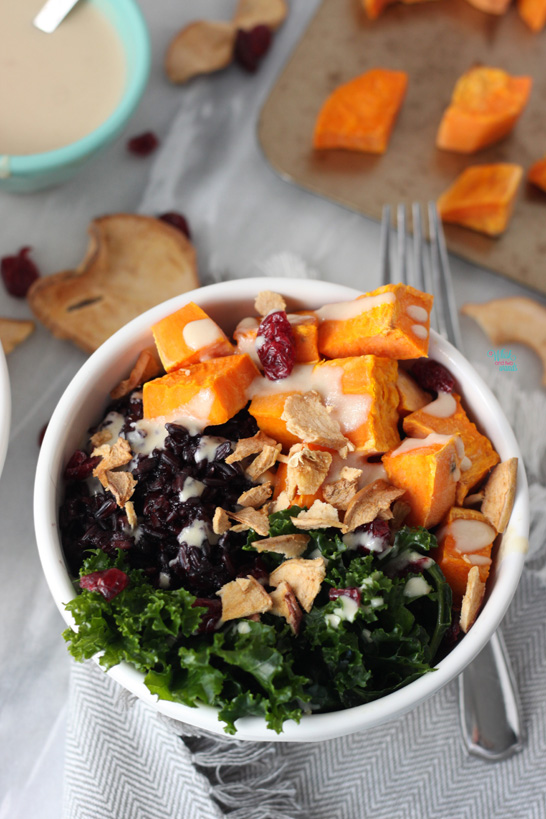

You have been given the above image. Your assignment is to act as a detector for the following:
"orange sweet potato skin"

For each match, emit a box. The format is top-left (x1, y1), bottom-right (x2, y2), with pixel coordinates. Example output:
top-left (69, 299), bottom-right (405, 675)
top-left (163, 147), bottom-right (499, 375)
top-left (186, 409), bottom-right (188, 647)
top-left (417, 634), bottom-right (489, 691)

top-left (431, 507), bottom-right (495, 605)
top-left (437, 164), bottom-right (523, 237)
top-left (152, 302), bottom-right (234, 372)
top-left (383, 437), bottom-right (461, 528)
top-left (315, 356), bottom-right (400, 453)
top-left (528, 156), bottom-right (546, 192)
top-left (143, 354), bottom-right (259, 425)
top-left (313, 69), bottom-right (408, 154)
top-left (318, 283), bottom-right (433, 360)
top-left (518, 0), bottom-right (546, 31)
top-left (403, 392), bottom-right (499, 504)
top-left (436, 67), bottom-right (532, 154)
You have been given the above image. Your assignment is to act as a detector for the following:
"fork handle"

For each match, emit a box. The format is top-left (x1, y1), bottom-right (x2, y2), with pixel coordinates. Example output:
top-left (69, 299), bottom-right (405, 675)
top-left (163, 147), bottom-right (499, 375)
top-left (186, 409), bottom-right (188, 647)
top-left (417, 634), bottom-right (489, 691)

top-left (459, 629), bottom-right (524, 761)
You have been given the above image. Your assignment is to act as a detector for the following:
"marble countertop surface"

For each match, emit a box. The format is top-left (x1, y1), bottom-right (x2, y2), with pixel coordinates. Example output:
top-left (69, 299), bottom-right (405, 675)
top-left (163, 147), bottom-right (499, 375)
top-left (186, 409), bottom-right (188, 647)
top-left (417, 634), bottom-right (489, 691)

top-left (0, 2), bottom-right (544, 816)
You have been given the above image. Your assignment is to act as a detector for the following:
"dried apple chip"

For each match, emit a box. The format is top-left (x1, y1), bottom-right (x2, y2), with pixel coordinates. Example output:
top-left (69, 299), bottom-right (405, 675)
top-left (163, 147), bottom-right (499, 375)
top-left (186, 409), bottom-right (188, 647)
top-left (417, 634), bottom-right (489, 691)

top-left (27, 215), bottom-right (198, 353)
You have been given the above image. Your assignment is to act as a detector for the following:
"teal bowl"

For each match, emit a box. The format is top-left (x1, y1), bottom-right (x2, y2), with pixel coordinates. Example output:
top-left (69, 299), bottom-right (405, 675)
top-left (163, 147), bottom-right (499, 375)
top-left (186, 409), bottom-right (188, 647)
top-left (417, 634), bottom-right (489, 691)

top-left (0, 0), bottom-right (151, 193)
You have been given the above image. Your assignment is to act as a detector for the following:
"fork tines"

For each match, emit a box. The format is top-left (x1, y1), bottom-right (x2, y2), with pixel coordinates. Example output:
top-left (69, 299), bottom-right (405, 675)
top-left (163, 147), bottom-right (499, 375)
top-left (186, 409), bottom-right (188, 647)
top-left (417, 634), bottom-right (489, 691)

top-left (379, 202), bottom-right (463, 351)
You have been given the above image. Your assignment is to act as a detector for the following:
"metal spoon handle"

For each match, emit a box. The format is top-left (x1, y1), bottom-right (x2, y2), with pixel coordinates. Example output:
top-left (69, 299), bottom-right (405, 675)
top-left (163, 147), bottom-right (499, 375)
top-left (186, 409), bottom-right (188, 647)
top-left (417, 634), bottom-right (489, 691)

top-left (33, 0), bottom-right (80, 33)
top-left (459, 629), bottom-right (525, 761)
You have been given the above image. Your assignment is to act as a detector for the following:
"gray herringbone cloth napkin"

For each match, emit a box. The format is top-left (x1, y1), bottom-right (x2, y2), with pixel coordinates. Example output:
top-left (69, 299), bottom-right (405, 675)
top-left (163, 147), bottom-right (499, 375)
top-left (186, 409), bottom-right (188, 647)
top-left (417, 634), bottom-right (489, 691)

top-left (63, 368), bottom-right (546, 819)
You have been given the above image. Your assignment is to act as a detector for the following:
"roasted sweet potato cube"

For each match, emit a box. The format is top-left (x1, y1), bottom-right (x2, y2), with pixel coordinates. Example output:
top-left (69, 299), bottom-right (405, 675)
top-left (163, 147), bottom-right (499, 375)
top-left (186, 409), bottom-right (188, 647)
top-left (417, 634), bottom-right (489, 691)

top-left (396, 369), bottom-right (432, 417)
top-left (249, 355), bottom-right (399, 454)
top-left (431, 507), bottom-right (496, 606)
top-left (152, 301), bottom-right (234, 372)
top-left (383, 434), bottom-right (463, 528)
top-left (143, 354), bottom-right (259, 425)
top-left (518, 0), bottom-right (546, 30)
top-left (317, 283), bottom-right (433, 360)
top-left (402, 392), bottom-right (500, 504)
top-left (314, 356), bottom-right (400, 453)
top-left (248, 392), bottom-right (302, 450)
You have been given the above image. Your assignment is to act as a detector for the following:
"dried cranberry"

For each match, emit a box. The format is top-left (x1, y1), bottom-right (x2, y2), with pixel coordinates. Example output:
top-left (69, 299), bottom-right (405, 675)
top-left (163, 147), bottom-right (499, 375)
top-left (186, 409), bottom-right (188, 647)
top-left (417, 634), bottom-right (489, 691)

top-left (412, 359), bottom-right (455, 394)
top-left (64, 450), bottom-right (101, 481)
top-left (79, 568), bottom-right (129, 600)
top-left (354, 519), bottom-right (391, 556)
top-left (159, 211), bottom-right (191, 240)
top-left (256, 310), bottom-right (296, 380)
top-left (1, 247), bottom-right (40, 298)
top-left (234, 25), bottom-right (272, 72)
top-left (193, 598), bottom-right (222, 633)
top-left (127, 131), bottom-right (159, 157)
top-left (329, 587), bottom-right (361, 606)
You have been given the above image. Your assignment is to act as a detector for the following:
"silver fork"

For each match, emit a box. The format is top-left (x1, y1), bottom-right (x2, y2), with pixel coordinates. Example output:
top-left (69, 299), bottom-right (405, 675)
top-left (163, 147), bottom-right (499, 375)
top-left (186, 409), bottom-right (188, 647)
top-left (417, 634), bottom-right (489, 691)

top-left (380, 202), bottom-right (525, 761)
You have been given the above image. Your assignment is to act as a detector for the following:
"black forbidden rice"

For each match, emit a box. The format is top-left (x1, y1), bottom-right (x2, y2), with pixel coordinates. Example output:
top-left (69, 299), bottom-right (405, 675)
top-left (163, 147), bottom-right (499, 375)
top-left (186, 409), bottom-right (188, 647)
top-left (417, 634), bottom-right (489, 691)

top-left (60, 393), bottom-right (265, 615)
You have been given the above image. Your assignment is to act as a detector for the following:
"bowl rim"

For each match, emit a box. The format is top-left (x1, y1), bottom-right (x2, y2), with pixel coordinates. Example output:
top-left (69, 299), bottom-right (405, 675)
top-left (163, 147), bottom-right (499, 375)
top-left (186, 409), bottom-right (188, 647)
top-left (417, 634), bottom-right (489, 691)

top-left (0, 344), bottom-right (11, 478)
top-left (34, 277), bottom-right (529, 742)
top-left (6, 0), bottom-right (150, 174)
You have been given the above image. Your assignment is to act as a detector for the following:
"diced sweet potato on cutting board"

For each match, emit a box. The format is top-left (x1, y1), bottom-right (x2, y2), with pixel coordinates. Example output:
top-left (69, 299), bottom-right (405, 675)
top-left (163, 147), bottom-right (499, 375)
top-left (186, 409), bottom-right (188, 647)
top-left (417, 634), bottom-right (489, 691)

top-left (313, 69), bottom-right (408, 154)
top-left (436, 67), bottom-right (532, 154)
top-left (528, 156), bottom-right (546, 192)
top-left (383, 435), bottom-right (463, 528)
top-left (403, 392), bottom-right (500, 504)
top-left (318, 283), bottom-right (433, 360)
top-left (518, 0), bottom-right (546, 31)
top-left (432, 507), bottom-right (496, 606)
top-left (152, 301), bottom-right (234, 372)
top-left (437, 164), bottom-right (523, 237)
top-left (143, 354), bottom-right (259, 424)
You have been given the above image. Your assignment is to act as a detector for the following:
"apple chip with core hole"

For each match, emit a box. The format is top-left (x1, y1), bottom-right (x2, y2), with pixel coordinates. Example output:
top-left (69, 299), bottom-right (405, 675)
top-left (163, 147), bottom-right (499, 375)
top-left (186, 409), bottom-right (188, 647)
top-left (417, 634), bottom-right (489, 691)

top-left (27, 215), bottom-right (198, 354)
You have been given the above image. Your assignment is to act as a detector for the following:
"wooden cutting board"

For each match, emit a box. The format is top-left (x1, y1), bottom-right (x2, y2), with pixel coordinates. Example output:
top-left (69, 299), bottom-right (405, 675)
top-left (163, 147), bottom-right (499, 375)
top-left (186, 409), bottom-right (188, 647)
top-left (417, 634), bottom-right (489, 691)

top-left (258, 0), bottom-right (546, 294)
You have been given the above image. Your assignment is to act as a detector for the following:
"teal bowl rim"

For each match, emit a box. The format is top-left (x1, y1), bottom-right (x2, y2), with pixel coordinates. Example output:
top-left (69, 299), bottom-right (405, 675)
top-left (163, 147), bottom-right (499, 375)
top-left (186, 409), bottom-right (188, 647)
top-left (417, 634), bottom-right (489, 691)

top-left (6, 0), bottom-right (151, 175)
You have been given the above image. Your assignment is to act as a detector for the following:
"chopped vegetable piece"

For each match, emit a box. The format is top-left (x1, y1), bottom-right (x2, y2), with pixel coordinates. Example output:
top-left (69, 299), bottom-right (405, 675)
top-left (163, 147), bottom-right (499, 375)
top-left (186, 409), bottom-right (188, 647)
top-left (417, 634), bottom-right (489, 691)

top-left (437, 164), bottom-right (523, 237)
top-left (313, 69), bottom-right (408, 154)
top-left (436, 67), bottom-right (532, 154)
top-left (152, 301), bottom-right (234, 372)
top-left (143, 354), bottom-right (260, 424)
top-left (528, 155), bottom-right (546, 192)
top-left (518, 0), bottom-right (546, 30)
top-left (317, 283), bottom-right (433, 360)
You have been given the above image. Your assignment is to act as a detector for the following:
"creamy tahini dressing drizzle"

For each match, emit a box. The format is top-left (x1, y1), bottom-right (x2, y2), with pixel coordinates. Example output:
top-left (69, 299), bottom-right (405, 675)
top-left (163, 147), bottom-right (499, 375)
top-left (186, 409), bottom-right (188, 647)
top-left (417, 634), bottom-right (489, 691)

top-left (182, 318), bottom-right (225, 352)
top-left (315, 292), bottom-right (396, 322)
top-left (404, 576), bottom-right (432, 598)
top-left (389, 432), bottom-right (455, 456)
top-left (422, 391), bottom-right (457, 419)
top-left (411, 325), bottom-right (428, 340)
top-left (179, 476), bottom-right (206, 502)
top-left (247, 364), bottom-right (371, 434)
top-left (406, 305), bottom-right (429, 323)
top-left (0, 0), bottom-right (126, 155)
top-left (194, 436), bottom-right (227, 463)
top-left (440, 518), bottom-right (496, 554)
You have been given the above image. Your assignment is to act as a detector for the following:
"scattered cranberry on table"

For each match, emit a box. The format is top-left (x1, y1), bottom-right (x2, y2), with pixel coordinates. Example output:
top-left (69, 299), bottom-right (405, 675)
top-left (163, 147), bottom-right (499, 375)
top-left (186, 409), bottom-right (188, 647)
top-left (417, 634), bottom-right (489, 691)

top-left (234, 25), bottom-right (272, 73)
top-left (1, 247), bottom-right (40, 298)
top-left (127, 131), bottom-right (160, 157)
top-left (159, 211), bottom-right (192, 240)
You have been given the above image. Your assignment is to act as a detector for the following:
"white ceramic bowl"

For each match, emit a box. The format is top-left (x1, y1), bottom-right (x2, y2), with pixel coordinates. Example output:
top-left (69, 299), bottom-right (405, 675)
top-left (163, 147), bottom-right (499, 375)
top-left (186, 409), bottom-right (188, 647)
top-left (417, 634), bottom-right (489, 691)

top-left (34, 278), bottom-right (529, 742)
top-left (0, 344), bottom-right (11, 476)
